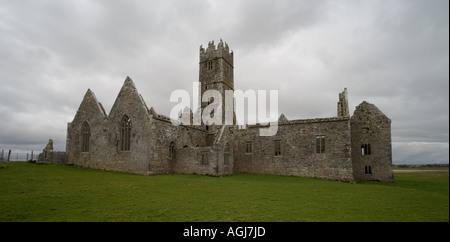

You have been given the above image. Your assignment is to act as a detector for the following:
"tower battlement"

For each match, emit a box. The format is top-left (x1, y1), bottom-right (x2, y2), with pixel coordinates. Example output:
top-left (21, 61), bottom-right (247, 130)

top-left (200, 39), bottom-right (233, 66)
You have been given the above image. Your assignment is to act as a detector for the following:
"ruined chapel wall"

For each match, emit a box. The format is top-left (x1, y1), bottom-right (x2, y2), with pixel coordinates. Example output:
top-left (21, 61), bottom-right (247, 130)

top-left (234, 118), bottom-right (354, 181)
top-left (66, 90), bottom-right (108, 169)
top-left (105, 78), bottom-right (153, 174)
top-left (149, 116), bottom-right (209, 174)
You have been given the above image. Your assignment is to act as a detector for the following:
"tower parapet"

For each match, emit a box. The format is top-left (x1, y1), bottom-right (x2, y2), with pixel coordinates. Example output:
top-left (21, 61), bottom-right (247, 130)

top-left (200, 39), bottom-right (233, 68)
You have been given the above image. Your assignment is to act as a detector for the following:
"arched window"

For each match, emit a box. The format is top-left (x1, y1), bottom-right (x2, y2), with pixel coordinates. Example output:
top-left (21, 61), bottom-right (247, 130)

top-left (120, 115), bottom-right (131, 151)
top-left (81, 121), bottom-right (90, 152)
top-left (224, 142), bottom-right (230, 165)
top-left (169, 141), bottom-right (175, 159)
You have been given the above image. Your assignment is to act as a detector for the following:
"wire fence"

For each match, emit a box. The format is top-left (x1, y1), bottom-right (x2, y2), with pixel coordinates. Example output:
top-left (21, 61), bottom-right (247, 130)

top-left (0, 149), bottom-right (39, 162)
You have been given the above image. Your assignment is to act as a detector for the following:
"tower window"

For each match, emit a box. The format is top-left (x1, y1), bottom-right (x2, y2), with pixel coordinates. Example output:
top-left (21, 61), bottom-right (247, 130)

top-left (207, 60), bottom-right (213, 70)
top-left (316, 136), bottom-right (326, 153)
top-left (361, 144), bottom-right (371, 155)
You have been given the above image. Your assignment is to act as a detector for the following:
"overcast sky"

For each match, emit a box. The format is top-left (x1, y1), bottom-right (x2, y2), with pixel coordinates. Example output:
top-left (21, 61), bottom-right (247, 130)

top-left (1, 0), bottom-right (448, 164)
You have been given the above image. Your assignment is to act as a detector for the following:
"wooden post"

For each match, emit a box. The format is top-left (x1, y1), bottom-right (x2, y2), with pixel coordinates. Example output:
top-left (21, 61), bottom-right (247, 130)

top-left (7, 150), bottom-right (11, 162)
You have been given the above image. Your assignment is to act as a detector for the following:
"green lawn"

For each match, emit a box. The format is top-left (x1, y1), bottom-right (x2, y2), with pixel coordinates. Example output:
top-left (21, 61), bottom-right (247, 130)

top-left (0, 162), bottom-right (448, 222)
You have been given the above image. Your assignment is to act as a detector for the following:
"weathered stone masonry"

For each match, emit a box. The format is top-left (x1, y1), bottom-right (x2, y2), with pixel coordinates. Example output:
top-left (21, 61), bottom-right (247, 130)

top-left (43, 40), bottom-right (393, 182)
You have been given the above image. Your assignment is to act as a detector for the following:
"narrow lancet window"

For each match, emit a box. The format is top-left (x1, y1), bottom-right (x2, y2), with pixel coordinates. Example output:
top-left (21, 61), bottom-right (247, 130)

top-left (169, 141), bottom-right (175, 159)
top-left (224, 142), bottom-right (230, 165)
top-left (316, 136), bottom-right (326, 153)
top-left (245, 141), bottom-right (252, 154)
top-left (274, 140), bottom-right (281, 156)
top-left (207, 60), bottom-right (213, 70)
top-left (120, 115), bottom-right (132, 151)
top-left (81, 121), bottom-right (90, 152)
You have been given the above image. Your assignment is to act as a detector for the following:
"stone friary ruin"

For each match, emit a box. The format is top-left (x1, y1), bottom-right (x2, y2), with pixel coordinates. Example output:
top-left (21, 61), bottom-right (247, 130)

top-left (40, 40), bottom-right (393, 182)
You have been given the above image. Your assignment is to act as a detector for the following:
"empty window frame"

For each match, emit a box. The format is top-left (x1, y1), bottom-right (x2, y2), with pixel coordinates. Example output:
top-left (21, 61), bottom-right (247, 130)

top-left (365, 166), bottom-right (372, 175)
top-left (224, 142), bottom-right (230, 165)
top-left (245, 141), bottom-right (252, 154)
top-left (201, 152), bottom-right (209, 165)
top-left (316, 136), bottom-right (326, 153)
top-left (361, 144), bottom-right (371, 155)
top-left (169, 141), bottom-right (175, 159)
top-left (274, 140), bottom-right (281, 156)
top-left (120, 115), bottom-right (132, 151)
top-left (81, 121), bottom-right (90, 152)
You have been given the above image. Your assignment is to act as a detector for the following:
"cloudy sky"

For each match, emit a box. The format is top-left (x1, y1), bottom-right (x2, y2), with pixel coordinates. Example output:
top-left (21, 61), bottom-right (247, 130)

top-left (0, 0), bottom-right (448, 164)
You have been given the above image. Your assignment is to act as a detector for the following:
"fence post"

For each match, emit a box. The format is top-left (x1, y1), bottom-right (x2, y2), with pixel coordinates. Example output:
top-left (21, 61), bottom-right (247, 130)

top-left (7, 150), bottom-right (11, 162)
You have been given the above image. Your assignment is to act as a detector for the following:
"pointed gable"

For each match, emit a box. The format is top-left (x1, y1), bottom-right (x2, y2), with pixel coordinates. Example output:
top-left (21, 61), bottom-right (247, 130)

top-left (108, 76), bottom-right (152, 131)
top-left (109, 76), bottom-right (150, 118)
top-left (72, 89), bottom-right (107, 123)
top-left (278, 113), bottom-right (288, 122)
top-left (351, 101), bottom-right (390, 123)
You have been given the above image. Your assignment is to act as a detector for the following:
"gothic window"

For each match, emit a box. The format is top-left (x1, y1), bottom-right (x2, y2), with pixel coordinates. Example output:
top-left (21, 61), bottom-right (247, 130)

top-left (316, 136), bottom-right (326, 153)
top-left (81, 121), bottom-right (90, 152)
top-left (274, 140), bottom-right (281, 156)
top-left (361, 144), bottom-right (371, 155)
top-left (245, 141), bottom-right (252, 154)
top-left (365, 166), bottom-right (372, 175)
top-left (224, 142), bottom-right (230, 165)
top-left (169, 141), bottom-right (175, 159)
top-left (120, 115), bottom-right (132, 151)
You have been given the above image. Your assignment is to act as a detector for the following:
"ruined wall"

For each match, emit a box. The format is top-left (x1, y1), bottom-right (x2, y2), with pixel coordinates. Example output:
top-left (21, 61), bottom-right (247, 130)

top-left (105, 77), bottom-right (153, 175)
top-left (148, 115), bottom-right (208, 174)
top-left (351, 101), bottom-right (393, 181)
top-left (66, 89), bottom-right (108, 169)
top-left (174, 146), bottom-right (218, 175)
top-left (150, 116), bottom-right (234, 176)
top-left (38, 139), bottom-right (66, 164)
top-left (234, 117), bottom-right (354, 181)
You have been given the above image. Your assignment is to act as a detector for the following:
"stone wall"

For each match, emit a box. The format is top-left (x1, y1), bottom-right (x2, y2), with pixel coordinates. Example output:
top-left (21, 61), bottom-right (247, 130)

top-left (234, 117), bottom-right (354, 181)
top-left (66, 89), bottom-right (108, 169)
top-left (351, 101), bottom-right (394, 181)
top-left (38, 139), bottom-right (66, 164)
top-left (105, 77), bottom-right (153, 175)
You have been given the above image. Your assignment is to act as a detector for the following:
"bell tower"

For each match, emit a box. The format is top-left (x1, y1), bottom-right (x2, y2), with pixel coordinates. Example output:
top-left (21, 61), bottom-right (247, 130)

top-left (199, 39), bottom-right (234, 128)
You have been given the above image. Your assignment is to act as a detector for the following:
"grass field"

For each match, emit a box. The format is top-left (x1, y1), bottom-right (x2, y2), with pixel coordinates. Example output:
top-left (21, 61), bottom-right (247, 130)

top-left (0, 162), bottom-right (448, 222)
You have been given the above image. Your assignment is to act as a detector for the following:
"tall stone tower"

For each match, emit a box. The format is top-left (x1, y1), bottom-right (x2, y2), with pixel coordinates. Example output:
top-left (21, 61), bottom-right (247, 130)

top-left (199, 40), bottom-right (234, 129)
